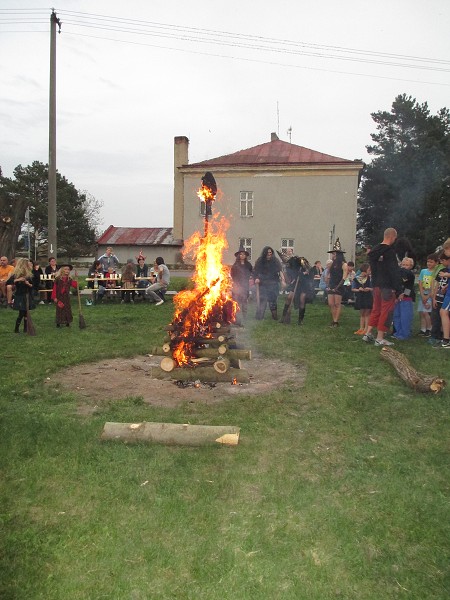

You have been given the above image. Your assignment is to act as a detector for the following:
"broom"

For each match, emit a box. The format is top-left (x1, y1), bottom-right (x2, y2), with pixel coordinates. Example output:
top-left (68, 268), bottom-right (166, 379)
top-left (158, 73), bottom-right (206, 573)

top-left (280, 275), bottom-right (299, 324)
top-left (77, 282), bottom-right (87, 329)
top-left (26, 292), bottom-right (36, 336)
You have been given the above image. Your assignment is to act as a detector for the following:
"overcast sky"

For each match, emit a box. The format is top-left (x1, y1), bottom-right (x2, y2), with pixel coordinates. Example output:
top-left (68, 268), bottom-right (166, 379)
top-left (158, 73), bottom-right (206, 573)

top-left (1, 0), bottom-right (449, 232)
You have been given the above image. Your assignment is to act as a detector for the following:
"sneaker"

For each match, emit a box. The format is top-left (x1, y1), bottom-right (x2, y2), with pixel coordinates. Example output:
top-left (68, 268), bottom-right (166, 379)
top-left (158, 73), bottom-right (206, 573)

top-left (39, 300), bottom-right (45, 305)
top-left (441, 340), bottom-right (450, 348)
top-left (425, 330), bottom-right (431, 337)
top-left (418, 330), bottom-right (428, 336)
top-left (155, 299), bottom-right (164, 306)
top-left (374, 339), bottom-right (394, 346)
top-left (362, 333), bottom-right (374, 343)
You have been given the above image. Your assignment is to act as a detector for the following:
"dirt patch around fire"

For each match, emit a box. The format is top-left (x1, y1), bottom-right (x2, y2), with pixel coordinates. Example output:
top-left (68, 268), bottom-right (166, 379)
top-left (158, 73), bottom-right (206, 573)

top-left (58, 329), bottom-right (307, 412)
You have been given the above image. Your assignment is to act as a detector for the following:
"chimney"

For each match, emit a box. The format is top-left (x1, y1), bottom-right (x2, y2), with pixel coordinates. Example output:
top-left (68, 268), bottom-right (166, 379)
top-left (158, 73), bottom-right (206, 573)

top-left (173, 136), bottom-right (189, 240)
top-left (271, 132), bottom-right (279, 141)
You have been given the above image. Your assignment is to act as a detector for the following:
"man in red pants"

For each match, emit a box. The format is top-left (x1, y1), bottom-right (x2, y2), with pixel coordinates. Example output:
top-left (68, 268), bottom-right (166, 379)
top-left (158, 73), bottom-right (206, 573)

top-left (362, 228), bottom-right (403, 346)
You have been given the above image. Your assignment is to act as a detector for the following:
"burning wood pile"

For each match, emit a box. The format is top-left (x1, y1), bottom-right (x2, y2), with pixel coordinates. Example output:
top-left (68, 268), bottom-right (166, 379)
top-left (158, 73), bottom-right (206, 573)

top-left (151, 172), bottom-right (251, 384)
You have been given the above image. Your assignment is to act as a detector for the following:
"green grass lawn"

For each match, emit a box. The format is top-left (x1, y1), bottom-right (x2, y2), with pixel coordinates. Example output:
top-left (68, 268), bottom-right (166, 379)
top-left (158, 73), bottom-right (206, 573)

top-left (0, 292), bottom-right (448, 600)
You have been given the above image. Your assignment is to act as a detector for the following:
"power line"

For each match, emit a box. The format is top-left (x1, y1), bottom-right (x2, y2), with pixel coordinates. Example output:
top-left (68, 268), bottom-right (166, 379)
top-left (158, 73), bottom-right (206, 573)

top-left (55, 9), bottom-right (450, 67)
top-left (57, 18), bottom-right (450, 73)
top-left (64, 31), bottom-right (450, 88)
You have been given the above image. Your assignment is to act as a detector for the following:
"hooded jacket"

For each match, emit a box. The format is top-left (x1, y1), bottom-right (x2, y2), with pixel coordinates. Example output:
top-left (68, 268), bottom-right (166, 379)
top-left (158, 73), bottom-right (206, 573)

top-left (368, 243), bottom-right (402, 295)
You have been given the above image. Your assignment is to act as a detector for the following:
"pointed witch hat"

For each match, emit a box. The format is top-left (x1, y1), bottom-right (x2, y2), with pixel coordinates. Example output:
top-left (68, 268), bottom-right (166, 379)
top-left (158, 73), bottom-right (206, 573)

top-left (327, 238), bottom-right (346, 253)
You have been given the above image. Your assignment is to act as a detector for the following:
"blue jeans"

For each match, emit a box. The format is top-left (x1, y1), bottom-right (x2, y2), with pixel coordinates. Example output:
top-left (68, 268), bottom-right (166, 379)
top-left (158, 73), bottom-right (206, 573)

top-left (393, 299), bottom-right (413, 339)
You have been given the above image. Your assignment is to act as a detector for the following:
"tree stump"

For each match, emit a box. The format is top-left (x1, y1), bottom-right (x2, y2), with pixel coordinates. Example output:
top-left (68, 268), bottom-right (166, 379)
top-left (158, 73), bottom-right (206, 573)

top-left (379, 346), bottom-right (446, 394)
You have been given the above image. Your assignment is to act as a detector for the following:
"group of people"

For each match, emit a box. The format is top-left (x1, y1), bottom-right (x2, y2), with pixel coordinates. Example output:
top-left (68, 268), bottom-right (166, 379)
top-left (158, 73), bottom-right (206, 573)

top-left (230, 246), bottom-right (316, 326)
top-left (359, 230), bottom-right (450, 348)
top-left (0, 247), bottom-right (172, 333)
top-left (229, 231), bottom-right (450, 349)
top-left (87, 248), bottom-right (170, 305)
top-left (0, 256), bottom-right (78, 330)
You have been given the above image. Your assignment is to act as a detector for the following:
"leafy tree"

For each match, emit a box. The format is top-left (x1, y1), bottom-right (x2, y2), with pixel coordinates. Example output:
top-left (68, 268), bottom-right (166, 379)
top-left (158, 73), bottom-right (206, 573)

top-left (358, 94), bottom-right (450, 261)
top-left (0, 161), bottom-right (102, 259)
top-left (0, 167), bottom-right (28, 260)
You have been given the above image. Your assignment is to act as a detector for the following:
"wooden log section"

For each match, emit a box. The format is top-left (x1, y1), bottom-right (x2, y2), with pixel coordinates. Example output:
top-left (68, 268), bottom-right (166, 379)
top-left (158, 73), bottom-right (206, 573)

top-left (380, 346), bottom-right (446, 394)
top-left (101, 421), bottom-right (240, 446)
top-left (165, 324), bottom-right (232, 333)
top-left (160, 356), bottom-right (176, 372)
top-left (213, 357), bottom-right (230, 373)
top-left (153, 365), bottom-right (250, 384)
top-left (163, 335), bottom-right (235, 345)
top-left (152, 347), bottom-right (251, 360)
top-left (195, 348), bottom-right (250, 360)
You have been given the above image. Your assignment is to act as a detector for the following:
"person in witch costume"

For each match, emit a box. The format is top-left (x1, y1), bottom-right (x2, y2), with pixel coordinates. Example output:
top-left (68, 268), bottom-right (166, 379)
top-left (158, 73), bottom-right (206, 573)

top-left (51, 264), bottom-right (78, 327)
top-left (253, 246), bottom-right (283, 320)
top-left (280, 256), bottom-right (314, 325)
top-left (12, 258), bottom-right (35, 333)
top-left (325, 238), bottom-right (349, 327)
top-left (230, 248), bottom-right (253, 326)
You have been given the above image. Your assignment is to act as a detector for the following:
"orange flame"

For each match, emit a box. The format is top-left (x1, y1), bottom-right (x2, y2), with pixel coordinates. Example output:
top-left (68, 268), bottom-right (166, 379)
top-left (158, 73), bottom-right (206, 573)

top-left (171, 186), bottom-right (237, 366)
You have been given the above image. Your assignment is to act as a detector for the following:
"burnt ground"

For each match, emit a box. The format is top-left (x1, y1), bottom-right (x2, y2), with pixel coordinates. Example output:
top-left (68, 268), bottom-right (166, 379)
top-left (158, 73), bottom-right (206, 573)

top-left (58, 328), bottom-right (307, 412)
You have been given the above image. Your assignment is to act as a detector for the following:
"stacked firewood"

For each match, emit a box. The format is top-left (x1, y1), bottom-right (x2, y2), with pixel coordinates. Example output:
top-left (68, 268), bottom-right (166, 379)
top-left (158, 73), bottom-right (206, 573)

top-left (151, 312), bottom-right (251, 383)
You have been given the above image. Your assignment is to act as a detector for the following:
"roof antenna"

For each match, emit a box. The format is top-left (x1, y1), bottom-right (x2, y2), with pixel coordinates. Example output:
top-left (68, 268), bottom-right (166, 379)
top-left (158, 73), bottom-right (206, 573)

top-left (287, 126), bottom-right (292, 143)
top-left (277, 101), bottom-right (280, 137)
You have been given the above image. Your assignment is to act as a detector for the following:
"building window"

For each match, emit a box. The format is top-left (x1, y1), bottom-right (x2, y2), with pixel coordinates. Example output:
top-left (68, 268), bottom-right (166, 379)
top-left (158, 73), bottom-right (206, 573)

top-left (280, 239), bottom-right (295, 257)
top-left (239, 238), bottom-right (252, 260)
top-left (240, 191), bottom-right (253, 217)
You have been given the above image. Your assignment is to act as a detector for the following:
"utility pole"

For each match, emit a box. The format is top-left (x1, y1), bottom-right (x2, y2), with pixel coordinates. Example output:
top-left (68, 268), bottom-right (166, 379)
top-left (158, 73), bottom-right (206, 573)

top-left (48, 9), bottom-right (61, 260)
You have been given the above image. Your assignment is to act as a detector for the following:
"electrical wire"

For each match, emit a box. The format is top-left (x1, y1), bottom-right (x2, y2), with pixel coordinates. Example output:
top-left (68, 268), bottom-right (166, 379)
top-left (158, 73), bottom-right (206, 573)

top-left (54, 9), bottom-right (450, 67)
top-left (1, 8), bottom-right (449, 84)
top-left (64, 30), bottom-right (450, 87)
top-left (56, 18), bottom-right (450, 73)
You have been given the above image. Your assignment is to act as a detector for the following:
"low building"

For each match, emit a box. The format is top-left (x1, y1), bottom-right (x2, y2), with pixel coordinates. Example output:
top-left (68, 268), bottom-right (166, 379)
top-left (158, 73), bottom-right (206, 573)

top-left (96, 226), bottom-right (183, 266)
top-left (174, 134), bottom-right (364, 265)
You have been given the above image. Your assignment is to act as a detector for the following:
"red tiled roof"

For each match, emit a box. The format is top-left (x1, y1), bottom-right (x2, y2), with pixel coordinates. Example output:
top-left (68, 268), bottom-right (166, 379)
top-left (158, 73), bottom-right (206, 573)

top-left (97, 226), bottom-right (182, 246)
top-left (188, 139), bottom-right (357, 168)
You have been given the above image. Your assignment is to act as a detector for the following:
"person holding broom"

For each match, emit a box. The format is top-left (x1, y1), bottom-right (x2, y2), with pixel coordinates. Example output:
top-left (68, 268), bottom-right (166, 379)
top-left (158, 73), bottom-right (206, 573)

top-left (12, 258), bottom-right (35, 333)
top-left (51, 264), bottom-right (78, 328)
top-left (230, 247), bottom-right (253, 326)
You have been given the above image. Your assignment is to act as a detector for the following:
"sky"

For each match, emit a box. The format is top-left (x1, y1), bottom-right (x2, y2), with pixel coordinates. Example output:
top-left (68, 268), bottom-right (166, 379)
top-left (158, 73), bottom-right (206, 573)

top-left (1, 0), bottom-right (449, 233)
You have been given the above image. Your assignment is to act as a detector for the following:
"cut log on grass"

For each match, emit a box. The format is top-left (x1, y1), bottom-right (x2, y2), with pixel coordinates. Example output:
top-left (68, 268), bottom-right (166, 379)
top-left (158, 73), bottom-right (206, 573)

top-left (101, 421), bottom-right (240, 446)
top-left (380, 346), bottom-right (446, 394)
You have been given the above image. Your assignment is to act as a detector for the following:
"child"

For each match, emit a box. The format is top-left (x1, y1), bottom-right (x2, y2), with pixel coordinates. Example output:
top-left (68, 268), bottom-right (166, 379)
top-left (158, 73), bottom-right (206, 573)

top-left (430, 252), bottom-right (450, 345)
top-left (12, 258), bottom-right (35, 333)
top-left (352, 263), bottom-right (373, 334)
top-left (392, 257), bottom-right (415, 340)
top-left (105, 266), bottom-right (118, 298)
top-left (343, 260), bottom-right (356, 305)
top-left (417, 253), bottom-right (438, 336)
top-left (51, 264), bottom-right (78, 327)
top-left (121, 261), bottom-right (136, 303)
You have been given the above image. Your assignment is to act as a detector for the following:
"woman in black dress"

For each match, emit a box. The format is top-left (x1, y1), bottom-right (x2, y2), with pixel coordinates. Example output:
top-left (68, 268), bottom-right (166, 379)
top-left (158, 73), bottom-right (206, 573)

top-left (253, 246), bottom-right (282, 320)
top-left (326, 239), bottom-right (348, 327)
top-left (230, 248), bottom-right (253, 326)
top-left (12, 258), bottom-right (35, 333)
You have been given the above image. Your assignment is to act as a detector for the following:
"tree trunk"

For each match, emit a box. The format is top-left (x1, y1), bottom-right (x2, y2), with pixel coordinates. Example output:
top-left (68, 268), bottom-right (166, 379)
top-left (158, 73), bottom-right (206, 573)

top-left (101, 421), bottom-right (240, 446)
top-left (0, 193), bottom-right (27, 259)
top-left (380, 346), bottom-right (446, 393)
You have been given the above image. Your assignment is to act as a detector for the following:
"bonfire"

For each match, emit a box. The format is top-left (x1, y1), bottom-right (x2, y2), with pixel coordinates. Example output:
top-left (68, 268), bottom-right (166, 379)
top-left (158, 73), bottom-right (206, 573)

top-left (151, 172), bottom-right (251, 382)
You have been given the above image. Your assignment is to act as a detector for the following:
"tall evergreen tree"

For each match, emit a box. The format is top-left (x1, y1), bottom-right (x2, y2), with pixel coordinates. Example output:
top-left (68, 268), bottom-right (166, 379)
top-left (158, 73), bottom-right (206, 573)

top-left (358, 94), bottom-right (450, 260)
